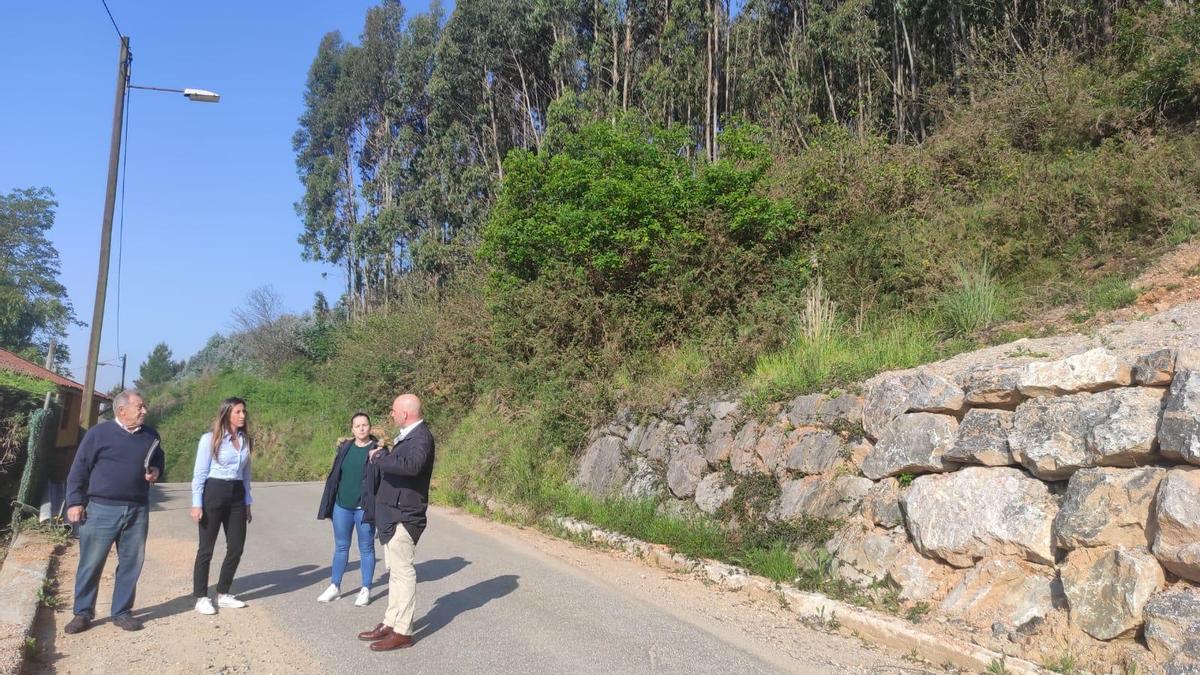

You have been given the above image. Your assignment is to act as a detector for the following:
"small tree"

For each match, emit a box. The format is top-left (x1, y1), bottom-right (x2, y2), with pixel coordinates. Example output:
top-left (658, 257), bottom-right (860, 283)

top-left (136, 342), bottom-right (183, 388)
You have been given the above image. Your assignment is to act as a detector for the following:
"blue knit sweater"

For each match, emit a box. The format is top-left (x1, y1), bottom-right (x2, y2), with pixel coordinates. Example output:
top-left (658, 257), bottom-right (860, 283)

top-left (66, 420), bottom-right (166, 507)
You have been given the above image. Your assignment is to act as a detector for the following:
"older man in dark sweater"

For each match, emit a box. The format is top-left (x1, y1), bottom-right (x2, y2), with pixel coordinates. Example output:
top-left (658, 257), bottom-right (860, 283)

top-left (63, 389), bottom-right (165, 634)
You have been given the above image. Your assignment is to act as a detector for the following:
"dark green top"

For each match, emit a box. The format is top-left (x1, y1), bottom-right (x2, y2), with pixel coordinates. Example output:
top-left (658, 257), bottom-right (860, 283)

top-left (335, 442), bottom-right (372, 509)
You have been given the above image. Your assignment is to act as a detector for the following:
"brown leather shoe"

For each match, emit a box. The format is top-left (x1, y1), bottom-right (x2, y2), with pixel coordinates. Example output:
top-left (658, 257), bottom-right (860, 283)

top-left (357, 623), bottom-right (393, 641)
top-left (369, 632), bottom-right (413, 651)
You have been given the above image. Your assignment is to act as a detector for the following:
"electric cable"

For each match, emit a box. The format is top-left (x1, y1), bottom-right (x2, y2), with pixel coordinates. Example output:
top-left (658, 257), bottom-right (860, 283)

top-left (101, 0), bottom-right (122, 38)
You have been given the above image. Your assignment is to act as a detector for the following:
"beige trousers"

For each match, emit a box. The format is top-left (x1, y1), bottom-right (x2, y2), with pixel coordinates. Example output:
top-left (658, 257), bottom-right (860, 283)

top-left (382, 526), bottom-right (416, 635)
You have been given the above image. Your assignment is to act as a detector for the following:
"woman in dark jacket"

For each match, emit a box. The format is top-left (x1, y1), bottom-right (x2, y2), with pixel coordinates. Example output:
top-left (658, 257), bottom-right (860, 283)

top-left (316, 412), bottom-right (382, 606)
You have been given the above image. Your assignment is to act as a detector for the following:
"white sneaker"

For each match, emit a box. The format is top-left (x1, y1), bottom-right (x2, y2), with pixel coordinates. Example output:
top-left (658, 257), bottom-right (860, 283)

top-left (216, 593), bottom-right (247, 609)
top-left (317, 584), bottom-right (340, 603)
top-left (354, 587), bottom-right (371, 607)
top-left (195, 597), bottom-right (216, 615)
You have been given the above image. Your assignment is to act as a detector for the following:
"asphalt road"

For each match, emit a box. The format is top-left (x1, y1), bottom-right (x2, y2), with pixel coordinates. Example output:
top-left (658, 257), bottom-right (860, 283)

top-left (34, 482), bottom-right (918, 674)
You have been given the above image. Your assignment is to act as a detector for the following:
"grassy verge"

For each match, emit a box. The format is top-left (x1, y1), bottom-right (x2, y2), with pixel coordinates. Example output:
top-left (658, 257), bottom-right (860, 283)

top-left (745, 314), bottom-right (973, 410)
top-left (147, 370), bottom-right (346, 482)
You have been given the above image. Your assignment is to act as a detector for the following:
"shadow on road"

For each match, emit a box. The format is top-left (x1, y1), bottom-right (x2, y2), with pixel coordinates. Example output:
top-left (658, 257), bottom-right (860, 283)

top-left (234, 563), bottom-right (336, 602)
top-left (134, 563), bottom-right (335, 622)
top-left (417, 556), bottom-right (470, 583)
top-left (413, 574), bottom-right (519, 643)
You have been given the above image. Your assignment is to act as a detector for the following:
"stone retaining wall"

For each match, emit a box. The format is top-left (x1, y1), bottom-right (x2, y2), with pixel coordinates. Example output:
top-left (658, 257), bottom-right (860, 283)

top-left (574, 326), bottom-right (1200, 671)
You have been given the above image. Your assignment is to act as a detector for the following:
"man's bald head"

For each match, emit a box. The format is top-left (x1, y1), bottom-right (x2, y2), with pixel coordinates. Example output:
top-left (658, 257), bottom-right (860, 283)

top-left (391, 394), bottom-right (423, 427)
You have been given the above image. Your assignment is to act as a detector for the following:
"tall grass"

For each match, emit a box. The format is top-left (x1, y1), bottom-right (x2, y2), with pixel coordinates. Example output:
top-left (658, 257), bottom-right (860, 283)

top-left (434, 395), bottom-right (571, 512)
top-left (552, 488), bottom-right (815, 582)
top-left (746, 314), bottom-right (961, 406)
top-left (938, 259), bottom-right (1006, 337)
top-left (800, 276), bottom-right (838, 342)
top-left (1087, 275), bottom-right (1139, 313)
top-left (554, 491), bottom-right (729, 559)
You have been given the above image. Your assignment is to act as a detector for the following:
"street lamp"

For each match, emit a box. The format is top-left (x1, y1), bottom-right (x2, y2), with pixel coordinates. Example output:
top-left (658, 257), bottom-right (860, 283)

top-left (79, 36), bottom-right (219, 428)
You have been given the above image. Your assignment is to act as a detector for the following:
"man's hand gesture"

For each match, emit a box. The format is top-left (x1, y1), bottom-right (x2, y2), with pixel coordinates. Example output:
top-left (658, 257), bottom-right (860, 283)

top-left (67, 505), bottom-right (86, 524)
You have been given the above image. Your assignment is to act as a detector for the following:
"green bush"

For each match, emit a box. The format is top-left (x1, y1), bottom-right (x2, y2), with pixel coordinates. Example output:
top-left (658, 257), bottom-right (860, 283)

top-left (481, 117), bottom-right (699, 292)
top-left (1114, 4), bottom-right (1200, 123)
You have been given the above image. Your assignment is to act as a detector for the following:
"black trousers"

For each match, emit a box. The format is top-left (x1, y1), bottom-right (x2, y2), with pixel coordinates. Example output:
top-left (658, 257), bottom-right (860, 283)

top-left (193, 478), bottom-right (247, 597)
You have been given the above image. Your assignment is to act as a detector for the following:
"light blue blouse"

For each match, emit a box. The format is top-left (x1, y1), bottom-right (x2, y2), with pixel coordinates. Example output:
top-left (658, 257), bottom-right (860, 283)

top-left (191, 431), bottom-right (253, 507)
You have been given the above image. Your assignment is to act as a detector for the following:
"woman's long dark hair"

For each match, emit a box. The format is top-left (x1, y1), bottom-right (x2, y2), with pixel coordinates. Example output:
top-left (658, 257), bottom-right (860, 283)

top-left (210, 397), bottom-right (251, 459)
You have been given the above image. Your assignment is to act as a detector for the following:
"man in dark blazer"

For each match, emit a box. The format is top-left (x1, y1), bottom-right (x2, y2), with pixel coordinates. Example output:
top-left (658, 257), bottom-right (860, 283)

top-left (357, 393), bottom-right (435, 651)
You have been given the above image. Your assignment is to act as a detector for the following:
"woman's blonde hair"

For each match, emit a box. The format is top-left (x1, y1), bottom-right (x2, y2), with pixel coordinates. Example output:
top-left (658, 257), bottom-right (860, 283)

top-left (210, 397), bottom-right (251, 460)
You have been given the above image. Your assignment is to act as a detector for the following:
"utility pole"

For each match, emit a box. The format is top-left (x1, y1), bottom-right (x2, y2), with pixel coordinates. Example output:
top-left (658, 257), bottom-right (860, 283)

top-left (120, 353), bottom-right (127, 391)
top-left (42, 339), bottom-right (57, 411)
top-left (80, 36), bottom-right (130, 430)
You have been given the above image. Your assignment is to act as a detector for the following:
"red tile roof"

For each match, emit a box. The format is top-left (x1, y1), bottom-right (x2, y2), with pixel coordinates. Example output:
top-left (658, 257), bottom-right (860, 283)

top-left (0, 348), bottom-right (111, 400)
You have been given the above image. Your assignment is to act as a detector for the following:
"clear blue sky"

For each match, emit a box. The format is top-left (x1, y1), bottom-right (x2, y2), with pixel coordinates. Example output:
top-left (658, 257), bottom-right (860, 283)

top-left (1, 1), bottom-right (436, 391)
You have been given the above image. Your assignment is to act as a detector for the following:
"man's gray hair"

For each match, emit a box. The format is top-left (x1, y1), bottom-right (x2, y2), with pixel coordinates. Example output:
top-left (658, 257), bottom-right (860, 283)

top-left (112, 389), bottom-right (145, 410)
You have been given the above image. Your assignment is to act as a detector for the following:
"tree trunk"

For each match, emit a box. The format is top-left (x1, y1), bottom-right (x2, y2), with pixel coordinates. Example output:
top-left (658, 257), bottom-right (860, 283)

top-left (484, 68), bottom-right (504, 179)
top-left (899, 14), bottom-right (923, 139)
top-left (511, 47), bottom-right (542, 151)
top-left (622, 4), bottom-right (633, 111)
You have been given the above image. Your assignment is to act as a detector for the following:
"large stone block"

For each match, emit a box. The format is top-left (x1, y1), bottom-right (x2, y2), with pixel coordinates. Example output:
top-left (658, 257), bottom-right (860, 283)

top-left (861, 412), bottom-right (957, 480)
top-left (693, 471), bottom-right (735, 515)
top-left (863, 370), bottom-right (965, 440)
top-left (1161, 369), bottom-right (1200, 465)
top-left (574, 435), bottom-right (628, 497)
top-left (961, 363), bottom-right (1025, 407)
top-left (620, 456), bottom-right (664, 500)
top-left (772, 475), bottom-right (872, 522)
top-left (786, 393), bottom-right (864, 428)
top-left (1153, 467), bottom-right (1200, 582)
top-left (939, 558), bottom-right (1054, 630)
top-left (729, 420), bottom-right (765, 475)
top-left (1061, 546), bottom-right (1165, 641)
top-left (945, 408), bottom-right (1014, 466)
top-left (1144, 586), bottom-right (1200, 664)
top-left (666, 445), bottom-right (709, 499)
top-left (637, 419), bottom-right (686, 464)
top-left (887, 542), bottom-right (957, 603)
top-left (1009, 388), bottom-right (1165, 480)
top-left (783, 430), bottom-right (843, 475)
top-left (1134, 349), bottom-right (1178, 386)
top-left (861, 478), bottom-right (903, 529)
top-left (1165, 641), bottom-right (1200, 675)
top-left (1053, 467), bottom-right (1165, 550)
top-left (709, 399), bottom-right (740, 421)
top-left (702, 415), bottom-right (737, 465)
top-left (827, 520), bottom-right (903, 585)
top-left (1017, 348), bottom-right (1132, 397)
top-left (755, 424), bottom-right (789, 474)
top-left (902, 467), bottom-right (1059, 567)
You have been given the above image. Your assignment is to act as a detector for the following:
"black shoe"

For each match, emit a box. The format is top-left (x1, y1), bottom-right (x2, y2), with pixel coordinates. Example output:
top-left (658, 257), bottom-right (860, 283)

top-left (112, 615), bottom-right (143, 631)
top-left (64, 614), bottom-right (91, 634)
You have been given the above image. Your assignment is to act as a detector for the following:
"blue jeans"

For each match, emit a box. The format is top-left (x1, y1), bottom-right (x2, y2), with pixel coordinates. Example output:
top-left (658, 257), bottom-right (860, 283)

top-left (73, 501), bottom-right (148, 619)
top-left (330, 503), bottom-right (376, 588)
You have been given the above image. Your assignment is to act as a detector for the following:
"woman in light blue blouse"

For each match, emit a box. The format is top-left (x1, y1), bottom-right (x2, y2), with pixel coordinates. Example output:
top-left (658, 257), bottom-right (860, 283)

top-left (190, 396), bottom-right (253, 616)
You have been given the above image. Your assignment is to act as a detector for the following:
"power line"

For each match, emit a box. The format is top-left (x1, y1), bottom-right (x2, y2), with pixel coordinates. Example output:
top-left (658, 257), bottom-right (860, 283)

top-left (101, 0), bottom-right (123, 38)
